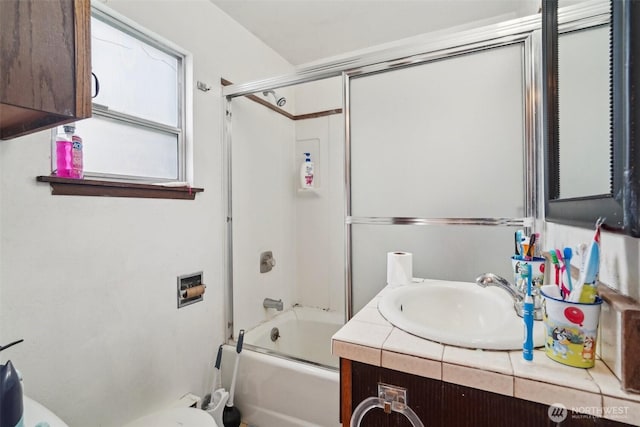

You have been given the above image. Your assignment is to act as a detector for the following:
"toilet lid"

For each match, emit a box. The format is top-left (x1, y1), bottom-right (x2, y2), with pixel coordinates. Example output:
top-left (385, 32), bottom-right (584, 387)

top-left (124, 407), bottom-right (218, 427)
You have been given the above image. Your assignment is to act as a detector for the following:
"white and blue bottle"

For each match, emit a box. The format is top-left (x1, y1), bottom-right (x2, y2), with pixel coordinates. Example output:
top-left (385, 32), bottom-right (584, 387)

top-left (300, 152), bottom-right (314, 189)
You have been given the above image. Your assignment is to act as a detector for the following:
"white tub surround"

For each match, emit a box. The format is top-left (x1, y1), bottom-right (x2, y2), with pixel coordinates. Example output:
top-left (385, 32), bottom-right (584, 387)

top-left (220, 344), bottom-right (340, 427)
top-left (332, 285), bottom-right (640, 426)
top-left (243, 305), bottom-right (343, 368)
top-left (218, 306), bottom-right (343, 427)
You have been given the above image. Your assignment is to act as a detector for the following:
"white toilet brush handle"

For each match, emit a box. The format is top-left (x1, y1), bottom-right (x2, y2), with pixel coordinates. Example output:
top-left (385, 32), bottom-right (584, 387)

top-left (210, 344), bottom-right (223, 397)
top-left (227, 358), bottom-right (239, 407)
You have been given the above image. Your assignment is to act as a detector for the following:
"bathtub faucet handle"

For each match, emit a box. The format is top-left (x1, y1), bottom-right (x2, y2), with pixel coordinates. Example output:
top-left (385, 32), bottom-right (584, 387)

top-left (260, 251), bottom-right (276, 273)
top-left (263, 297), bottom-right (284, 311)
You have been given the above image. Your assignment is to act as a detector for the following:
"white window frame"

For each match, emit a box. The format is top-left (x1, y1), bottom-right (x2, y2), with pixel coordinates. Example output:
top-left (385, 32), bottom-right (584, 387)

top-left (52, 1), bottom-right (193, 185)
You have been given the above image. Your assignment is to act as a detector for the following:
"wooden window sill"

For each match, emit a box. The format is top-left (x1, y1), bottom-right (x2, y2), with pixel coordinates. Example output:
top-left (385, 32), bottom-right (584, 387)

top-left (36, 176), bottom-right (203, 200)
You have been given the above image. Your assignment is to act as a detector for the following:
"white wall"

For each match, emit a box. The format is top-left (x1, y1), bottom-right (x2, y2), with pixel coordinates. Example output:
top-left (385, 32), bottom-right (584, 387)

top-left (293, 77), bottom-right (343, 114)
top-left (0, 1), bottom-right (293, 426)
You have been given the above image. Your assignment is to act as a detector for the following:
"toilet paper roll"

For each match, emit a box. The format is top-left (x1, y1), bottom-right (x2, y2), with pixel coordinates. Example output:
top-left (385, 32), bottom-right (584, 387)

top-left (182, 284), bottom-right (206, 299)
top-left (387, 252), bottom-right (413, 285)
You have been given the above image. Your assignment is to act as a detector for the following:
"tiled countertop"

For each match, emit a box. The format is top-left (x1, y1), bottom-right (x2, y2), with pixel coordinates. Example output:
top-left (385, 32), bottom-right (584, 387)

top-left (331, 285), bottom-right (640, 426)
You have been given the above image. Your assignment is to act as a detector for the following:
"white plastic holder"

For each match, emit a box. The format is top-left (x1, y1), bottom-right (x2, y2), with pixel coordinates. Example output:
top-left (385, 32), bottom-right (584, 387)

top-left (204, 388), bottom-right (229, 427)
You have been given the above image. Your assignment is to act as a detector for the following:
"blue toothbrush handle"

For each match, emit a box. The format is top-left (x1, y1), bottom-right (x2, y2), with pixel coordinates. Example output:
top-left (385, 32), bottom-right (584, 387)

top-left (523, 300), bottom-right (534, 361)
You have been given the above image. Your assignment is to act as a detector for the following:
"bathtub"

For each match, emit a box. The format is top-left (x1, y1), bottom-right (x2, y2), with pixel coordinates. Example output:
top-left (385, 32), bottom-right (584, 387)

top-left (220, 306), bottom-right (343, 427)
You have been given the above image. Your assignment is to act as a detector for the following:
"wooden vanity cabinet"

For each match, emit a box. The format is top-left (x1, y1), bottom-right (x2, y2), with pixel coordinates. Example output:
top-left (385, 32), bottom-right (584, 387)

top-left (0, 0), bottom-right (91, 140)
top-left (341, 359), bottom-right (632, 427)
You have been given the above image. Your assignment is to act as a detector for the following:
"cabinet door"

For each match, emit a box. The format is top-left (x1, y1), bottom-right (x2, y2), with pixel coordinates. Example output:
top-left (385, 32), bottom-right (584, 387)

top-left (344, 361), bottom-right (630, 427)
top-left (0, 0), bottom-right (91, 139)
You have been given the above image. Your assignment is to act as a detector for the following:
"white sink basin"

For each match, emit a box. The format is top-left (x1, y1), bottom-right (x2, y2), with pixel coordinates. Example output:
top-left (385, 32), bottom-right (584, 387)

top-left (377, 280), bottom-right (545, 350)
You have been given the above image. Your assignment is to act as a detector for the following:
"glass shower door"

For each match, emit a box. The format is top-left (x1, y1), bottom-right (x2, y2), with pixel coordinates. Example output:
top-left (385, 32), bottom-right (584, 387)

top-left (346, 39), bottom-right (536, 314)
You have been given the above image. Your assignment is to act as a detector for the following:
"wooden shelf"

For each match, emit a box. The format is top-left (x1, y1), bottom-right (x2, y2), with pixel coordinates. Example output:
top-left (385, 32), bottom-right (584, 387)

top-left (36, 176), bottom-right (204, 200)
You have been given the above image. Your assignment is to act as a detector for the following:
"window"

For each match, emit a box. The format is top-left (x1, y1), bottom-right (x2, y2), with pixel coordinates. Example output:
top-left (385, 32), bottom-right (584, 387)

top-left (52, 3), bottom-right (189, 184)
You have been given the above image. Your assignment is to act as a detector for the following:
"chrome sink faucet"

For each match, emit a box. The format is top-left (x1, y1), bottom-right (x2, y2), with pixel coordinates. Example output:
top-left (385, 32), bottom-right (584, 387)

top-left (475, 273), bottom-right (543, 320)
top-left (263, 297), bottom-right (283, 311)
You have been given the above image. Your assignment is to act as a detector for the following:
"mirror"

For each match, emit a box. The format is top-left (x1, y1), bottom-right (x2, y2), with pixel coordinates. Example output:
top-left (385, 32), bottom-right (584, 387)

top-left (558, 22), bottom-right (610, 199)
top-left (543, 0), bottom-right (640, 236)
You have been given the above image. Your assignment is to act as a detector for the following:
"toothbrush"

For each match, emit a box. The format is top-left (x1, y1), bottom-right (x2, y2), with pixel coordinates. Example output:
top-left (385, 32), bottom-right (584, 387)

top-left (563, 246), bottom-right (574, 294)
top-left (515, 230), bottom-right (524, 257)
top-left (549, 250), bottom-right (561, 292)
top-left (526, 233), bottom-right (537, 260)
top-left (555, 249), bottom-right (571, 298)
top-left (582, 218), bottom-right (603, 285)
top-left (571, 218), bottom-right (604, 303)
top-left (522, 263), bottom-right (534, 361)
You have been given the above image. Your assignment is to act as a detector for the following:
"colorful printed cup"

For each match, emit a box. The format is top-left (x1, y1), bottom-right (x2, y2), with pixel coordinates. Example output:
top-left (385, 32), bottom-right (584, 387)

top-left (541, 290), bottom-right (602, 368)
top-left (511, 255), bottom-right (546, 309)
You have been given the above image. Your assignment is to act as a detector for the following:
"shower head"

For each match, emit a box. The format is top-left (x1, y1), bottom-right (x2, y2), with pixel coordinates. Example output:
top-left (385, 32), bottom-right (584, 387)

top-left (263, 90), bottom-right (286, 107)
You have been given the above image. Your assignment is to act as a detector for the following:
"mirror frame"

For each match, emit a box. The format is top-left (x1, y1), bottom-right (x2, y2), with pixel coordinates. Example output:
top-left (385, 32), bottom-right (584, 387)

top-left (543, 0), bottom-right (639, 236)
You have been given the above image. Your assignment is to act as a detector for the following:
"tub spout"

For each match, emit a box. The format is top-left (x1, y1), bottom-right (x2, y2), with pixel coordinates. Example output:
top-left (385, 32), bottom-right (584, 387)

top-left (263, 298), bottom-right (283, 311)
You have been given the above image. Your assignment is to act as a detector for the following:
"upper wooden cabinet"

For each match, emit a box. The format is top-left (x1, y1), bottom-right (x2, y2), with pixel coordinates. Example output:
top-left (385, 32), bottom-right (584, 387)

top-left (0, 0), bottom-right (91, 140)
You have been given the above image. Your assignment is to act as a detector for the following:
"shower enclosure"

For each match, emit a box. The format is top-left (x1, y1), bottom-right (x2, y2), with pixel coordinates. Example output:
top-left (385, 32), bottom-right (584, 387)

top-left (224, 77), bottom-right (346, 369)
top-left (224, 26), bottom-right (541, 366)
